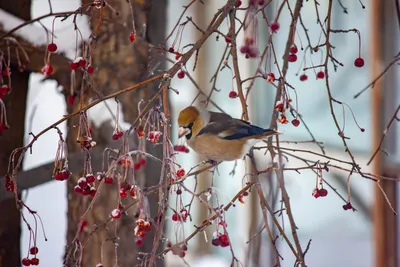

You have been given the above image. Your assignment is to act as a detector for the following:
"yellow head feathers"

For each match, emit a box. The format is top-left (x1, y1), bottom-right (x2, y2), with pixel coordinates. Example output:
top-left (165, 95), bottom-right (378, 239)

top-left (177, 106), bottom-right (199, 127)
top-left (177, 106), bottom-right (206, 139)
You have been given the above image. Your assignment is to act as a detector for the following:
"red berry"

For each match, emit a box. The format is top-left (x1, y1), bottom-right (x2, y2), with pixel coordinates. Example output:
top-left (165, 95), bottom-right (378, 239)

top-left (90, 187), bottom-right (96, 197)
top-left (177, 71), bottom-right (185, 79)
top-left (112, 130), bottom-right (123, 140)
top-left (176, 169), bottom-right (185, 178)
top-left (266, 72), bottom-right (275, 83)
top-left (139, 158), bottom-right (147, 166)
top-left (70, 62), bottom-right (79, 70)
top-left (129, 32), bottom-right (135, 42)
top-left (67, 95), bottom-right (75, 106)
top-left (290, 45), bottom-right (298, 54)
top-left (74, 185), bottom-right (82, 194)
top-left (212, 237), bottom-right (221, 246)
top-left (87, 65), bottom-right (94, 74)
top-left (312, 188), bottom-right (320, 198)
top-left (291, 119), bottom-right (300, 127)
top-left (30, 246), bottom-right (39, 254)
top-left (48, 43), bottom-right (58, 52)
top-left (172, 213), bottom-right (180, 221)
top-left (134, 162), bottom-right (141, 170)
top-left (30, 258), bottom-right (39, 266)
top-left (111, 208), bottom-right (122, 219)
top-left (258, 0), bottom-right (265, 5)
top-left (2, 68), bottom-right (10, 76)
top-left (360, 128), bottom-right (365, 132)
top-left (240, 45), bottom-right (249, 54)
top-left (104, 176), bottom-right (113, 184)
top-left (0, 123), bottom-right (9, 133)
top-left (270, 22), bottom-right (280, 33)
top-left (78, 177), bottom-right (87, 188)
top-left (21, 258), bottom-right (31, 266)
top-left (288, 54), bottom-right (297, 62)
top-left (225, 36), bottom-right (232, 43)
top-left (79, 59), bottom-right (86, 67)
top-left (168, 47), bottom-right (175, 53)
top-left (316, 71), bottom-right (325, 79)
top-left (136, 238), bottom-right (143, 246)
top-left (319, 188), bottom-right (328, 197)
top-left (219, 234), bottom-right (229, 243)
top-left (0, 85), bottom-right (10, 98)
top-left (176, 189), bottom-right (182, 195)
top-left (354, 57), bottom-right (364, 68)
top-left (235, 0), bottom-right (242, 7)
top-left (229, 91), bottom-right (238, 98)
top-left (62, 170), bottom-right (71, 180)
top-left (41, 64), bottom-right (53, 76)
top-left (173, 145), bottom-right (190, 153)
top-left (120, 189), bottom-right (128, 198)
top-left (175, 53), bottom-right (182, 60)
top-left (343, 202), bottom-right (353, 210)
top-left (130, 186), bottom-right (137, 198)
top-left (179, 251), bottom-right (186, 258)
top-left (219, 234), bottom-right (230, 247)
top-left (86, 174), bottom-right (95, 183)
top-left (299, 74), bottom-right (308, 81)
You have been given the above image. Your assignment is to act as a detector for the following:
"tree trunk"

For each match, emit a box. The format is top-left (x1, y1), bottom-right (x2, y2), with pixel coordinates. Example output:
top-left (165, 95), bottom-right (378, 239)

top-left (0, 1), bottom-right (30, 266)
top-left (64, 1), bottom-right (166, 266)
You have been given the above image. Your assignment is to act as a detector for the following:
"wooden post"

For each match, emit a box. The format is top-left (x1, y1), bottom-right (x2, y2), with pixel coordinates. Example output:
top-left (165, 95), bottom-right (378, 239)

top-left (0, 1), bottom-right (31, 266)
top-left (64, 1), bottom-right (167, 266)
top-left (371, 1), bottom-right (398, 267)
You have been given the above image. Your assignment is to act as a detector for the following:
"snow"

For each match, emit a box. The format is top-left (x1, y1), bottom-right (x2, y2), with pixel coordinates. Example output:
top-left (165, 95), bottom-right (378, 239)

top-left (0, 3), bottom-right (90, 60)
top-left (0, 9), bottom-right (48, 46)
top-left (87, 99), bottom-right (132, 130)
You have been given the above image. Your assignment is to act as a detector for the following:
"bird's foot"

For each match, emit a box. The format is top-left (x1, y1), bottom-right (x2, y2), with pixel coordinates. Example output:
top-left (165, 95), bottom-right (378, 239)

top-left (202, 159), bottom-right (219, 167)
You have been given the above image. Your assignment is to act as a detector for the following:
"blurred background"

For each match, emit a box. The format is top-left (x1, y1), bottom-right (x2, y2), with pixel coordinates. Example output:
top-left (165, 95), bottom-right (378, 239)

top-left (0, 0), bottom-right (398, 266)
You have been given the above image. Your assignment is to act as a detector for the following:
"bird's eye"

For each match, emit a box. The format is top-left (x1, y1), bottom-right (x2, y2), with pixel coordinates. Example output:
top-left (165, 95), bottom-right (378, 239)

top-left (188, 122), bottom-right (194, 129)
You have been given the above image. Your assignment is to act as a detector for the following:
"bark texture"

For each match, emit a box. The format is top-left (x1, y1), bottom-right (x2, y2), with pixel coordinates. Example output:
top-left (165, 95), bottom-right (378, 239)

top-left (0, 1), bottom-right (31, 266)
top-left (64, 1), bottom-right (166, 266)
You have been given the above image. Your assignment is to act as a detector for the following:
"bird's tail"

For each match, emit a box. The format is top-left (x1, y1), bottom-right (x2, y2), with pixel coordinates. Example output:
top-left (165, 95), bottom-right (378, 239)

top-left (262, 128), bottom-right (282, 137)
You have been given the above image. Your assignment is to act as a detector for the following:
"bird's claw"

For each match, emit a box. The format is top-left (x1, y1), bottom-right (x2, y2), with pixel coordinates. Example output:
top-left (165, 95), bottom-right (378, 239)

top-left (202, 159), bottom-right (219, 167)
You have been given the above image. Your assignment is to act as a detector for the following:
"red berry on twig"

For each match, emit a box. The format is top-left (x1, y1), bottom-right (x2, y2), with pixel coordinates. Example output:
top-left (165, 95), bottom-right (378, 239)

top-left (48, 43), bottom-right (58, 52)
top-left (300, 74), bottom-right (308, 81)
top-left (270, 22), bottom-right (280, 33)
top-left (229, 91), bottom-right (238, 98)
top-left (354, 57), bottom-right (364, 68)
top-left (317, 71), bottom-right (325, 79)
top-left (288, 54), bottom-right (297, 62)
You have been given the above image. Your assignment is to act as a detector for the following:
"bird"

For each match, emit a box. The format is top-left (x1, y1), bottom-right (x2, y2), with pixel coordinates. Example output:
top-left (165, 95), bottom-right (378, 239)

top-left (177, 106), bottom-right (280, 162)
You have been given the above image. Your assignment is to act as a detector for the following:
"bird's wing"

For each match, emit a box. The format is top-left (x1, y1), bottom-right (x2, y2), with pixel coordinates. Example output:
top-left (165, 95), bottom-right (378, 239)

top-left (197, 118), bottom-right (268, 140)
top-left (208, 111), bottom-right (233, 122)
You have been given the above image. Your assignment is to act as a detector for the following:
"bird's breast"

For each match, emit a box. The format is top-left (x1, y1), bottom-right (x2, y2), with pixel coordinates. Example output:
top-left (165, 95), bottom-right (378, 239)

top-left (187, 134), bottom-right (260, 161)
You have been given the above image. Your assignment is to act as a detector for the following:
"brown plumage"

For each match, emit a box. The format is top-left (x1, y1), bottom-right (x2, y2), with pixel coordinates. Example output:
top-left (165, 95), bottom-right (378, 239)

top-left (177, 106), bottom-right (279, 161)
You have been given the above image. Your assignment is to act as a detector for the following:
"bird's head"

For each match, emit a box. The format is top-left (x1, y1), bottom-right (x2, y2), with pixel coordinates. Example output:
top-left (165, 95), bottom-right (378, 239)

top-left (177, 106), bottom-right (205, 140)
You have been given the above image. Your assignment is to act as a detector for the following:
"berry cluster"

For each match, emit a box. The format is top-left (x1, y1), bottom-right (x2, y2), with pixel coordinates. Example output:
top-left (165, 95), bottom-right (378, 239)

top-left (173, 145), bottom-right (190, 153)
top-left (147, 130), bottom-right (162, 144)
top-left (73, 174), bottom-right (97, 197)
top-left (52, 168), bottom-right (71, 181)
top-left (134, 218), bottom-right (152, 237)
top-left (119, 183), bottom-right (138, 199)
top-left (312, 188), bottom-right (328, 198)
top-left (4, 175), bottom-right (14, 192)
top-left (168, 242), bottom-right (188, 258)
top-left (172, 208), bottom-right (189, 222)
top-left (70, 57), bottom-right (94, 74)
top-left (212, 231), bottom-right (230, 247)
top-left (21, 246), bottom-right (40, 266)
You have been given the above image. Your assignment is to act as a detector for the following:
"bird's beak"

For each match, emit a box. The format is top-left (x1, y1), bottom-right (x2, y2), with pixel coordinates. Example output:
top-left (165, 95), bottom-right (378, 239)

top-left (178, 126), bottom-right (191, 139)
